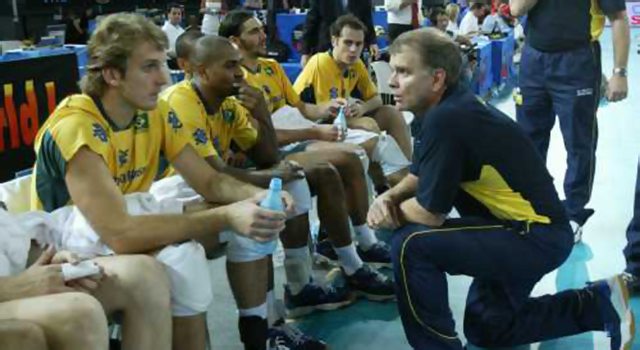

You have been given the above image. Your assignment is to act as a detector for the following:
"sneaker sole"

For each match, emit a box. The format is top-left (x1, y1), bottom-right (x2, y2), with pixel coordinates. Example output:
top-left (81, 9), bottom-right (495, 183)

top-left (286, 297), bottom-right (356, 318)
top-left (354, 290), bottom-right (396, 302)
top-left (609, 275), bottom-right (635, 350)
top-left (313, 253), bottom-right (339, 268)
top-left (364, 261), bottom-right (393, 270)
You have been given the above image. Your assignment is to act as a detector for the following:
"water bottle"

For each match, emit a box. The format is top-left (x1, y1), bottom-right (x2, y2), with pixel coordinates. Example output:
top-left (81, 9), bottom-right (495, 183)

top-left (333, 106), bottom-right (348, 141)
top-left (260, 178), bottom-right (284, 212)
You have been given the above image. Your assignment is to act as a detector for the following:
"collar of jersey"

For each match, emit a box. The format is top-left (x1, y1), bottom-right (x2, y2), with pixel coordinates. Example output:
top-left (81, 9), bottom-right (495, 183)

top-left (90, 95), bottom-right (139, 132)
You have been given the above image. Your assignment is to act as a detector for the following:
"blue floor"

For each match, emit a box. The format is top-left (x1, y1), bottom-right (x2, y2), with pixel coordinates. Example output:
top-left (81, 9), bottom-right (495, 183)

top-left (207, 28), bottom-right (640, 349)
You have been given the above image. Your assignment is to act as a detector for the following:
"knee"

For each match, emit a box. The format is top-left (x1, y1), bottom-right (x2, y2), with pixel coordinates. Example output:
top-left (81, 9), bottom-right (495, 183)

top-left (0, 320), bottom-right (47, 349)
top-left (308, 161), bottom-right (342, 188)
top-left (375, 106), bottom-right (407, 127)
top-left (332, 150), bottom-right (365, 179)
top-left (119, 255), bottom-right (172, 306)
top-left (52, 293), bottom-right (109, 343)
top-left (355, 116), bottom-right (382, 134)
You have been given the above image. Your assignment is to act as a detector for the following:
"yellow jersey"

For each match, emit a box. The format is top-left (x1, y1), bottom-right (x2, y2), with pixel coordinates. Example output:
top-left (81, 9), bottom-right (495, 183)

top-left (242, 58), bottom-right (301, 114)
top-left (31, 94), bottom-right (191, 212)
top-left (293, 52), bottom-right (378, 104)
top-left (161, 81), bottom-right (258, 161)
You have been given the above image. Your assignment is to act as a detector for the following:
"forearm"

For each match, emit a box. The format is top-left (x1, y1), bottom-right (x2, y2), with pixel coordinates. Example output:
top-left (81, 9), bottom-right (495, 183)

top-left (387, 173), bottom-right (418, 204)
top-left (275, 128), bottom-right (317, 146)
top-left (201, 170), bottom-right (263, 204)
top-left (610, 13), bottom-right (630, 70)
top-left (299, 103), bottom-right (329, 121)
top-left (102, 207), bottom-right (231, 254)
top-left (0, 276), bottom-right (29, 302)
top-left (509, 0), bottom-right (538, 16)
top-left (399, 198), bottom-right (445, 227)
top-left (249, 103), bottom-right (280, 167)
top-left (361, 96), bottom-right (383, 116)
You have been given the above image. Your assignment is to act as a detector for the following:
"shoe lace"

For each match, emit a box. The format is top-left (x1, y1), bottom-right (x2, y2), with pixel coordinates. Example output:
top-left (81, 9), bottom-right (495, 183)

top-left (280, 323), bottom-right (309, 345)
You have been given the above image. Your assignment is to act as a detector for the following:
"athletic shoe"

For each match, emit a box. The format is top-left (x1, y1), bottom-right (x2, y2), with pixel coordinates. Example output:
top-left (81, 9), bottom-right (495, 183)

top-left (588, 274), bottom-right (635, 350)
top-left (345, 265), bottom-right (396, 302)
top-left (357, 241), bottom-right (392, 269)
top-left (268, 321), bottom-right (327, 350)
top-left (284, 282), bottom-right (354, 318)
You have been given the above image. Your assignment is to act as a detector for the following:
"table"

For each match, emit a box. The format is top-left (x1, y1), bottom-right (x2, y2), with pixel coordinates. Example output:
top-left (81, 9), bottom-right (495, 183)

top-left (0, 45), bottom-right (89, 78)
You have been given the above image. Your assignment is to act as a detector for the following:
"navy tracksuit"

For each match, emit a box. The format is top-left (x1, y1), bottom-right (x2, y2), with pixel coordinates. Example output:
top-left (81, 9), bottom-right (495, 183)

top-left (516, 43), bottom-right (599, 225)
top-left (624, 158), bottom-right (640, 276)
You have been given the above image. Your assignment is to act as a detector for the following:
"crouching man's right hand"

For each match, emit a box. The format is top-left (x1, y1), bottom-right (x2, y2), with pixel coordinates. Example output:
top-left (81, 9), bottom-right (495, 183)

top-left (223, 191), bottom-right (294, 242)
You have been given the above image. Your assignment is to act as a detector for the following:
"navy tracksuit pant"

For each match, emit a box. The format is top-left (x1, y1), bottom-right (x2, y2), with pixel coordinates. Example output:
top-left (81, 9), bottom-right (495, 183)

top-left (624, 158), bottom-right (640, 276)
top-left (390, 216), bottom-right (611, 349)
top-left (516, 43), bottom-right (599, 225)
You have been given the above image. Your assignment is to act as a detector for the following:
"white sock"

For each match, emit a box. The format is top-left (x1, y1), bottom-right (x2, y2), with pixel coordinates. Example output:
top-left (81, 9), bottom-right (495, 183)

top-left (284, 247), bottom-right (312, 295)
top-left (238, 302), bottom-right (267, 319)
top-left (334, 243), bottom-right (363, 276)
top-left (267, 290), bottom-right (279, 326)
top-left (353, 224), bottom-right (378, 250)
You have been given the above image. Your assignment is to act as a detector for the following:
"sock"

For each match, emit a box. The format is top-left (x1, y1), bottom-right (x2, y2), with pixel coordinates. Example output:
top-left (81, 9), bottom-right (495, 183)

top-left (267, 290), bottom-right (278, 326)
top-left (238, 315), bottom-right (268, 350)
top-left (353, 224), bottom-right (378, 250)
top-left (284, 247), bottom-right (313, 295)
top-left (334, 243), bottom-right (363, 275)
top-left (238, 303), bottom-right (268, 319)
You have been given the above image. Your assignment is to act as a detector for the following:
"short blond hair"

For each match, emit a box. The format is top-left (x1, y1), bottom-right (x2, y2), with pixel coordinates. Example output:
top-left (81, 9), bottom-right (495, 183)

top-left (81, 13), bottom-right (168, 97)
top-left (445, 3), bottom-right (460, 22)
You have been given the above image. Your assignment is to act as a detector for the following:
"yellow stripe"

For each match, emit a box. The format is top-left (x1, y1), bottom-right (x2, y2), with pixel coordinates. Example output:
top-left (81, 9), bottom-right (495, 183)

top-left (399, 224), bottom-right (504, 340)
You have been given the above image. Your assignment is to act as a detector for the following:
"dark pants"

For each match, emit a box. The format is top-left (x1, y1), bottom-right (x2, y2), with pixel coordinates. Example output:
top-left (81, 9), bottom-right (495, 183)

top-left (390, 217), bottom-right (607, 349)
top-left (388, 23), bottom-right (414, 43)
top-left (516, 43), bottom-right (599, 225)
top-left (624, 158), bottom-right (640, 275)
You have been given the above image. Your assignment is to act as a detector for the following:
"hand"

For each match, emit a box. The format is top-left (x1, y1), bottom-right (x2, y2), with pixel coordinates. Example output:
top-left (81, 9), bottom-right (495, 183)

top-left (312, 125), bottom-right (341, 142)
top-left (606, 75), bottom-right (628, 102)
top-left (226, 152), bottom-right (249, 168)
top-left (12, 246), bottom-right (74, 298)
top-left (367, 194), bottom-right (402, 230)
top-left (269, 160), bottom-right (306, 183)
top-left (223, 193), bottom-right (290, 242)
top-left (369, 44), bottom-right (380, 61)
top-left (323, 98), bottom-right (348, 119)
top-left (51, 250), bottom-right (104, 294)
top-left (346, 102), bottom-right (364, 119)
top-left (301, 54), bottom-right (310, 67)
top-left (236, 83), bottom-right (266, 112)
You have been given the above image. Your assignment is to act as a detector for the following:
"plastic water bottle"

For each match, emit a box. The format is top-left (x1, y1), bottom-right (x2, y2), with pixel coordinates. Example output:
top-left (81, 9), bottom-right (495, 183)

top-left (260, 178), bottom-right (284, 212)
top-left (333, 106), bottom-right (348, 141)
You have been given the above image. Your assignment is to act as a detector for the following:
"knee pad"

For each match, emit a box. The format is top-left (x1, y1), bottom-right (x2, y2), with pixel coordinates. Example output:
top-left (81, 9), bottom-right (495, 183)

top-left (155, 241), bottom-right (213, 316)
top-left (372, 133), bottom-right (411, 176)
top-left (222, 231), bottom-right (276, 263)
top-left (284, 178), bottom-right (312, 217)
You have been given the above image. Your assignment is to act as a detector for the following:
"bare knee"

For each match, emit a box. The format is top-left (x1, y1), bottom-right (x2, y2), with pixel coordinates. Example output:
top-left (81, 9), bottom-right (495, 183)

top-left (306, 161), bottom-right (342, 189)
top-left (0, 319), bottom-right (47, 350)
top-left (122, 255), bottom-right (171, 303)
top-left (47, 293), bottom-right (109, 348)
top-left (374, 105), bottom-right (407, 128)
top-left (352, 116), bottom-right (381, 134)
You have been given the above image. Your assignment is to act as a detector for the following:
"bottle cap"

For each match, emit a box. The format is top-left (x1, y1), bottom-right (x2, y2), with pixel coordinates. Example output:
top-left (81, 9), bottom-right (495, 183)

top-left (269, 178), bottom-right (282, 191)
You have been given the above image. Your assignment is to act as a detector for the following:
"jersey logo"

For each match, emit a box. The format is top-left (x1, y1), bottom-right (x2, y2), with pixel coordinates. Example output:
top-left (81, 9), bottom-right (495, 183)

top-left (134, 113), bottom-right (150, 133)
top-left (167, 110), bottom-right (183, 131)
top-left (92, 123), bottom-right (108, 143)
top-left (193, 128), bottom-right (209, 145)
top-left (264, 66), bottom-right (274, 76)
top-left (329, 87), bottom-right (338, 99)
top-left (118, 149), bottom-right (129, 166)
top-left (222, 109), bottom-right (235, 124)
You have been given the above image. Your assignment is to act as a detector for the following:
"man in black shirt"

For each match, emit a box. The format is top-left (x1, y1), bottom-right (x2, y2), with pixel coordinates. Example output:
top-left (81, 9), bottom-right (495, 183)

top-left (368, 27), bottom-right (633, 350)
top-left (511, 0), bottom-right (629, 242)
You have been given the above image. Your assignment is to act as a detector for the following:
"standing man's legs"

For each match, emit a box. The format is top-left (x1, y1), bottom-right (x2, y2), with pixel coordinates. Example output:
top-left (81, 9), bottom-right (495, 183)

top-left (516, 44), bottom-right (556, 160)
top-left (623, 158), bottom-right (640, 289)
top-left (549, 45), bottom-right (598, 231)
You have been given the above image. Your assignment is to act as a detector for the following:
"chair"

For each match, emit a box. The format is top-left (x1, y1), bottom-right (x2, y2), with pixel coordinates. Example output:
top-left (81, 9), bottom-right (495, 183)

top-left (369, 60), bottom-right (415, 126)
